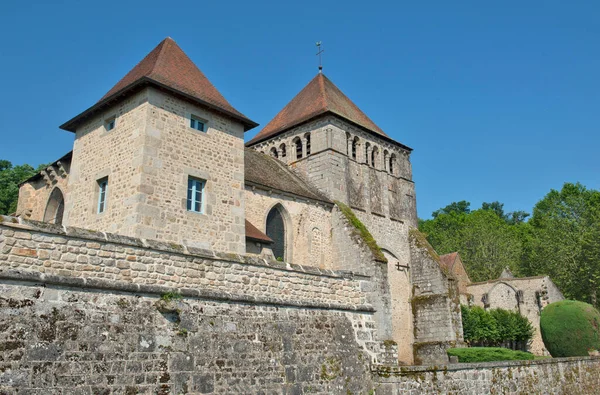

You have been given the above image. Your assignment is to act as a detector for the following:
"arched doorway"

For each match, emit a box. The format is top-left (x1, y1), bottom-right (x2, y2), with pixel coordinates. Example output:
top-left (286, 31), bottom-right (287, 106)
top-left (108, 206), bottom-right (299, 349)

top-left (266, 205), bottom-right (288, 261)
top-left (43, 188), bottom-right (65, 225)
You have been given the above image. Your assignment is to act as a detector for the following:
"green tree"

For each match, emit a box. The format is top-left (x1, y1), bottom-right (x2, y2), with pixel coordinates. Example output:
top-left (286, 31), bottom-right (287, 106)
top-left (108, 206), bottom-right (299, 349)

top-left (0, 161), bottom-right (39, 215)
top-left (432, 200), bottom-right (471, 218)
top-left (420, 209), bottom-right (524, 282)
top-left (523, 183), bottom-right (600, 306)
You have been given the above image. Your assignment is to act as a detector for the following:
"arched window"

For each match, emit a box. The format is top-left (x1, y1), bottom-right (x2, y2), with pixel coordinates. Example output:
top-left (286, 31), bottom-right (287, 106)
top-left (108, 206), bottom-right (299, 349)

top-left (352, 137), bottom-right (359, 160)
top-left (371, 146), bottom-right (379, 168)
top-left (305, 133), bottom-right (311, 155)
top-left (389, 153), bottom-right (397, 175)
top-left (279, 143), bottom-right (287, 158)
top-left (43, 188), bottom-right (65, 225)
top-left (266, 205), bottom-right (287, 261)
top-left (365, 142), bottom-right (371, 165)
top-left (270, 147), bottom-right (278, 158)
top-left (294, 137), bottom-right (303, 160)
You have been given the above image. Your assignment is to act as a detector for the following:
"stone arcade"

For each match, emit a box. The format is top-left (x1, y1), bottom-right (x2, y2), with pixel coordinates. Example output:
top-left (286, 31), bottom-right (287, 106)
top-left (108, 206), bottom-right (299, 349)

top-left (3, 38), bottom-right (600, 394)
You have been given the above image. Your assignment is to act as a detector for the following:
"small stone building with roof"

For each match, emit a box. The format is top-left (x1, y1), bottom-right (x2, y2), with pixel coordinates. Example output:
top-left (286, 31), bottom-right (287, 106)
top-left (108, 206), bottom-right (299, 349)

top-left (15, 37), bottom-right (463, 365)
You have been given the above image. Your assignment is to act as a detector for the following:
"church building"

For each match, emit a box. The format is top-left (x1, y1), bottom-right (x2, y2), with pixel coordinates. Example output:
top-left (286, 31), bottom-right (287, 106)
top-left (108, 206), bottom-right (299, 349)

top-left (16, 38), bottom-right (462, 364)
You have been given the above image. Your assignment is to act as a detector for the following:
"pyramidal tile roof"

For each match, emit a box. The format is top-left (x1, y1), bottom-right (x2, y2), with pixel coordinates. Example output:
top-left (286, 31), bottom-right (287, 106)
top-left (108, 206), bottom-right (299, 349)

top-left (247, 73), bottom-right (387, 145)
top-left (61, 37), bottom-right (257, 132)
top-left (439, 252), bottom-right (459, 271)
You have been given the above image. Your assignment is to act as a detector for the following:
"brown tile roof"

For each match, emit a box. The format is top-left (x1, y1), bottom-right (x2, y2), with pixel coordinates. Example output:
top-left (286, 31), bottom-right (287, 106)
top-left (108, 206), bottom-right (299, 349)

top-left (244, 148), bottom-right (331, 203)
top-left (245, 220), bottom-right (272, 243)
top-left (61, 38), bottom-right (257, 132)
top-left (247, 73), bottom-right (388, 145)
top-left (439, 252), bottom-right (458, 271)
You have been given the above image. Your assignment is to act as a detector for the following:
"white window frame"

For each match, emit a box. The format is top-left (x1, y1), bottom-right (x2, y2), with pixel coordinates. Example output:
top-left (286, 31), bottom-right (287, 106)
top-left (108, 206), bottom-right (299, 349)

top-left (190, 115), bottom-right (206, 132)
top-left (97, 177), bottom-right (108, 213)
top-left (187, 176), bottom-right (205, 213)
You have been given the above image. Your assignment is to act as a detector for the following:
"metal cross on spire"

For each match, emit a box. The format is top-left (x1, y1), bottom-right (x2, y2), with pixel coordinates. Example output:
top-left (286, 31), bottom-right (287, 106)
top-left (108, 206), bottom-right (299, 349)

top-left (316, 41), bottom-right (324, 73)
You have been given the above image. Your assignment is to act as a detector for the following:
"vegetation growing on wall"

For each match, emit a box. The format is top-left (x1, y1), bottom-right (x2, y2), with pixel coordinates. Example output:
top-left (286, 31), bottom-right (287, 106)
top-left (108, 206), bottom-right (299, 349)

top-left (540, 300), bottom-right (600, 357)
top-left (419, 183), bottom-right (600, 307)
top-left (334, 201), bottom-right (387, 262)
top-left (461, 305), bottom-right (533, 350)
top-left (447, 347), bottom-right (534, 363)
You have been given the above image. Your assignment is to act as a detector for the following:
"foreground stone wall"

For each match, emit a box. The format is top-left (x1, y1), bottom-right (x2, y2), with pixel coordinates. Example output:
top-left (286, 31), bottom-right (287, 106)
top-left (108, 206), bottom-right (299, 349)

top-left (373, 356), bottom-right (600, 394)
top-left (0, 279), bottom-right (383, 395)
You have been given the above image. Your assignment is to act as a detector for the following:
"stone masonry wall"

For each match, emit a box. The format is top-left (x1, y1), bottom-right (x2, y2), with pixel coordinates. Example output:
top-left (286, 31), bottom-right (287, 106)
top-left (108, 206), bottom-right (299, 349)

top-left (244, 187), bottom-right (333, 269)
top-left (65, 87), bottom-right (247, 254)
top-left (0, 279), bottom-right (383, 395)
top-left (373, 356), bottom-right (600, 394)
top-left (409, 230), bottom-right (464, 365)
top-left (0, 218), bottom-right (367, 311)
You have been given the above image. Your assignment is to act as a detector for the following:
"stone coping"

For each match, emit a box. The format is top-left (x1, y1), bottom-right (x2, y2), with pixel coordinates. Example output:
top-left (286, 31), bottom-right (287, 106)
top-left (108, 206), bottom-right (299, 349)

top-left (372, 355), bottom-right (600, 375)
top-left (0, 268), bottom-right (376, 313)
top-left (0, 215), bottom-right (369, 280)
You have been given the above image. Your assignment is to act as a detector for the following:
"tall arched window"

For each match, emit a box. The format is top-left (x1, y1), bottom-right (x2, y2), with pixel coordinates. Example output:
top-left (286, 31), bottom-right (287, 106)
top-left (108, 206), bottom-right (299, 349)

top-left (279, 143), bottom-right (287, 158)
top-left (270, 147), bottom-right (278, 158)
top-left (266, 205), bottom-right (287, 261)
top-left (389, 153), bottom-right (397, 175)
top-left (305, 133), bottom-right (311, 155)
top-left (294, 137), bottom-right (303, 160)
top-left (371, 146), bottom-right (379, 168)
top-left (352, 137), bottom-right (359, 160)
top-left (43, 188), bottom-right (65, 225)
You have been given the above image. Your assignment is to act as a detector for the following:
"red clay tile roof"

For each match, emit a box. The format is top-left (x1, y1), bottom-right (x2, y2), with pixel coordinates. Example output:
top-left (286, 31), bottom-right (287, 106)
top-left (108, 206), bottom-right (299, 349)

top-left (247, 73), bottom-right (388, 145)
top-left (61, 37), bottom-right (257, 132)
top-left (439, 252), bottom-right (458, 271)
top-left (245, 220), bottom-right (273, 243)
top-left (244, 148), bottom-right (331, 203)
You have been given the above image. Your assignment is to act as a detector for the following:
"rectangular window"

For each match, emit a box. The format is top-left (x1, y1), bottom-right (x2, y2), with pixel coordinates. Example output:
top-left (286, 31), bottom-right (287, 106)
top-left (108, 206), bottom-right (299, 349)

top-left (97, 177), bottom-right (108, 213)
top-left (187, 177), bottom-right (205, 213)
top-left (190, 116), bottom-right (206, 132)
top-left (105, 117), bottom-right (116, 131)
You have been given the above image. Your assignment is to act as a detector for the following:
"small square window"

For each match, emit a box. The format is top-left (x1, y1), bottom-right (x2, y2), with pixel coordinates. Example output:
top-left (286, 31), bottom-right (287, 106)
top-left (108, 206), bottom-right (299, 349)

top-left (190, 116), bottom-right (206, 132)
top-left (105, 117), bottom-right (116, 131)
top-left (97, 177), bottom-right (108, 213)
top-left (187, 176), bottom-right (205, 213)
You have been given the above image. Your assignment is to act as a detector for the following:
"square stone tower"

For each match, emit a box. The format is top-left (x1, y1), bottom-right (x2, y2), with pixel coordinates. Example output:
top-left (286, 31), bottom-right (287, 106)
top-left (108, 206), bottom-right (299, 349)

top-left (60, 38), bottom-right (257, 253)
top-left (246, 72), bottom-right (418, 363)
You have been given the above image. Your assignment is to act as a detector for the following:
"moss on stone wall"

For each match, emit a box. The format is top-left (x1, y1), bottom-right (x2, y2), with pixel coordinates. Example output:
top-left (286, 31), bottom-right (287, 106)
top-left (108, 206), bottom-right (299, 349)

top-left (409, 228), bottom-right (441, 264)
top-left (334, 201), bottom-right (387, 263)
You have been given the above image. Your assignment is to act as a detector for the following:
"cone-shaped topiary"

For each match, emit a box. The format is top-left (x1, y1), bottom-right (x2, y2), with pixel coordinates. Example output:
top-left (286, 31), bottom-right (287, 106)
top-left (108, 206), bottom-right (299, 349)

top-left (540, 300), bottom-right (600, 357)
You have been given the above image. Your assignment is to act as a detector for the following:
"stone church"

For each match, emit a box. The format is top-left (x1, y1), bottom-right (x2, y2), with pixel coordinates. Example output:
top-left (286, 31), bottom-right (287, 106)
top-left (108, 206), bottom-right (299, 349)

top-left (15, 37), bottom-right (462, 365)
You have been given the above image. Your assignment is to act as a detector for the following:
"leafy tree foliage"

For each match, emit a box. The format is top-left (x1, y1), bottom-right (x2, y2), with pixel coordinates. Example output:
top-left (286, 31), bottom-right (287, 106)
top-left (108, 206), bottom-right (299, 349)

top-left (420, 183), bottom-right (600, 306)
top-left (420, 208), bottom-right (524, 281)
top-left (461, 305), bottom-right (533, 350)
top-left (522, 183), bottom-right (600, 305)
top-left (432, 200), bottom-right (471, 218)
top-left (0, 160), bottom-right (40, 215)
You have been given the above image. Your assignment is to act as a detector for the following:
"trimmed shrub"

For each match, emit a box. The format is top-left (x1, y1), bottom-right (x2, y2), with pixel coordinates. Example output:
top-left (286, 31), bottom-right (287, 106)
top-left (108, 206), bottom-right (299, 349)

top-left (461, 305), bottom-right (533, 350)
top-left (447, 347), bottom-right (534, 363)
top-left (540, 300), bottom-right (600, 357)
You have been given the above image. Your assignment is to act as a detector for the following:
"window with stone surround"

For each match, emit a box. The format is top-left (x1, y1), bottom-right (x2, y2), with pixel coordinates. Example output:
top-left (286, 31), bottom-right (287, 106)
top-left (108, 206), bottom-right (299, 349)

top-left (97, 177), bottom-right (108, 214)
top-left (294, 137), bottom-right (303, 160)
top-left (305, 133), bottom-right (311, 155)
top-left (187, 176), bottom-right (205, 213)
top-left (190, 115), bottom-right (206, 132)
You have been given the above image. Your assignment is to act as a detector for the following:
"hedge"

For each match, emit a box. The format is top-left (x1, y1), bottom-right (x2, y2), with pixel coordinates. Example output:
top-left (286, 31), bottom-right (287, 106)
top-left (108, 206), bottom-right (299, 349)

top-left (540, 300), bottom-right (600, 357)
top-left (447, 347), bottom-right (534, 363)
top-left (461, 305), bottom-right (533, 350)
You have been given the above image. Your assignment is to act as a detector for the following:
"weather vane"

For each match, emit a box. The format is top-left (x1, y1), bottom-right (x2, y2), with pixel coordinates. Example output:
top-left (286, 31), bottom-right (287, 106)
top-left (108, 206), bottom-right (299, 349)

top-left (316, 41), bottom-right (324, 73)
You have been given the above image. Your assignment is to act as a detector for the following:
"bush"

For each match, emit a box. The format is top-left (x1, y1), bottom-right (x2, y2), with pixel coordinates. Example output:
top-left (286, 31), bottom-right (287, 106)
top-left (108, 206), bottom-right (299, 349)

top-left (461, 305), bottom-right (533, 350)
top-left (447, 347), bottom-right (534, 363)
top-left (540, 300), bottom-right (600, 357)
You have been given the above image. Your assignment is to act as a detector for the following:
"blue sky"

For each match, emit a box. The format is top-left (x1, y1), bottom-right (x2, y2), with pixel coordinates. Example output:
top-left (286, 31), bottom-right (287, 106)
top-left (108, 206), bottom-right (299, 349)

top-left (1, 1), bottom-right (598, 219)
